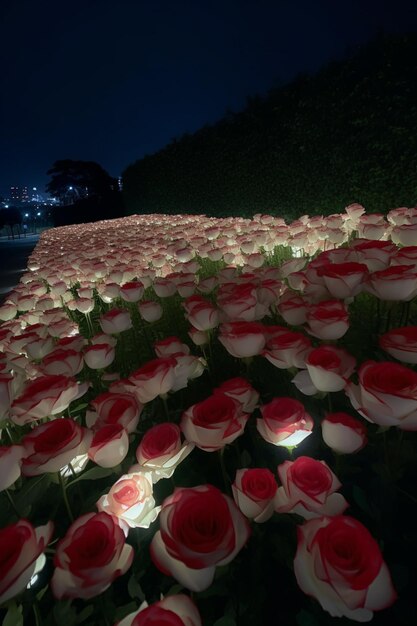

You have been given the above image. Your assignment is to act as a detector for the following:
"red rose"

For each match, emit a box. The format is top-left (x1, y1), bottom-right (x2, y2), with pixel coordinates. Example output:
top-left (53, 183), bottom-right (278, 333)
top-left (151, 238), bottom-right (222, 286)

top-left (11, 375), bottom-right (86, 425)
top-left (306, 300), bottom-right (349, 340)
top-left (322, 412), bottom-right (368, 454)
top-left (277, 292), bottom-right (308, 326)
top-left (88, 391), bottom-right (141, 433)
top-left (184, 296), bottom-right (219, 331)
top-left (346, 360), bottom-right (417, 430)
top-left (379, 325), bottom-right (417, 364)
top-left (88, 424), bottom-right (129, 468)
top-left (129, 357), bottom-right (177, 403)
top-left (117, 594), bottom-right (201, 626)
top-left (180, 393), bottom-right (249, 451)
top-left (150, 485), bottom-right (251, 591)
top-left (154, 336), bottom-right (190, 357)
top-left (51, 512), bottom-right (134, 599)
top-left (365, 265), bottom-right (417, 301)
top-left (134, 422), bottom-right (193, 482)
top-left (40, 347), bottom-right (84, 376)
top-left (232, 468), bottom-right (277, 522)
top-left (0, 519), bottom-right (53, 604)
top-left (275, 456), bottom-right (348, 518)
top-left (294, 516), bottom-right (397, 621)
top-left (22, 418), bottom-right (92, 476)
top-left (317, 262), bottom-right (369, 299)
top-left (214, 377), bottom-right (259, 413)
top-left (293, 345), bottom-right (356, 395)
top-left (120, 281), bottom-right (144, 303)
top-left (258, 397), bottom-right (313, 447)
top-left (218, 321), bottom-right (266, 358)
top-left (100, 308), bottom-right (132, 334)
top-left (84, 342), bottom-right (115, 369)
top-left (263, 329), bottom-right (312, 369)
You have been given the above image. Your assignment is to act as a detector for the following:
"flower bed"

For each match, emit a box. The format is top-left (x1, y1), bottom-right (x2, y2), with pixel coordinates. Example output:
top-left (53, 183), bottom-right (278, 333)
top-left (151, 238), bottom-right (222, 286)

top-left (1, 204), bottom-right (417, 625)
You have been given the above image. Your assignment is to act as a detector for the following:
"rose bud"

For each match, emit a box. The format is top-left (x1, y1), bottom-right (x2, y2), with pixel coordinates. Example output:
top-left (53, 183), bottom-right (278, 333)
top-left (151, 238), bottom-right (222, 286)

top-left (11, 374), bottom-right (86, 425)
top-left (119, 280), bottom-right (144, 303)
top-left (365, 265), bottom-right (417, 301)
top-left (22, 418), bottom-right (92, 476)
top-left (0, 520), bottom-right (54, 604)
top-left (322, 412), bottom-right (368, 454)
top-left (232, 468), bottom-right (277, 522)
top-left (317, 262), bottom-right (369, 299)
top-left (88, 424), bottom-right (129, 468)
top-left (51, 512), bottom-right (134, 599)
top-left (263, 329), bottom-right (312, 369)
top-left (84, 343), bottom-right (115, 369)
top-left (129, 357), bottom-right (176, 403)
top-left (379, 325), bottom-right (417, 364)
top-left (294, 516), bottom-right (397, 621)
top-left (184, 296), bottom-right (219, 331)
top-left (257, 397), bottom-right (313, 448)
top-left (88, 391), bottom-right (141, 433)
top-left (218, 321), bottom-right (266, 358)
top-left (74, 297), bottom-right (95, 314)
top-left (133, 422), bottom-right (194, 482)
top-left (277, 292), bottom-right (308, 326)
top-left (188, 326), bottom-right (209, 346)
top-left (117, 595), bottom-right (202, 626)
top-left (292, 345), bottom-right (356, 395)
top-left (306, 299), bottom-right (349, 340)
top-left (154, 336), bottom-right (190, 357)
top-left (180, 393), bottom-right (249, 451)
top-left (138, 300), bottom-right (163, 322)
top-left (275, 456), bottom-right (348, 518)
top-left (213, 377), bottom-right (259, 413)
top-left (97, 471), bottom-right (160, 535)
top-left (346, 360), bottom-right (417, 430)
top-left (0, 445), bottom-right (24, 491)
top-left (99, 308), bottom-right (132, 334)
top-left (150, 485), bottom-right (251, 591)
top-left (40, 348), bottom-right (84, 377)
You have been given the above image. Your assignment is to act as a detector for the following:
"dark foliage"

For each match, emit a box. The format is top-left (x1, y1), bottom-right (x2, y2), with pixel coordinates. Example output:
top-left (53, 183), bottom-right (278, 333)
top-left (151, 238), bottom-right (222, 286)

top-left (122, 34), bottom-right (417, 219)
top-left (49, 191), bottom-right (124, 227)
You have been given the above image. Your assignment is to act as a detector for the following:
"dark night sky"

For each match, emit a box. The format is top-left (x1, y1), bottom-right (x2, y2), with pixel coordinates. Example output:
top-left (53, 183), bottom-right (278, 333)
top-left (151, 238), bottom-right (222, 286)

top-left (1, 0), bottom-right (417, 196)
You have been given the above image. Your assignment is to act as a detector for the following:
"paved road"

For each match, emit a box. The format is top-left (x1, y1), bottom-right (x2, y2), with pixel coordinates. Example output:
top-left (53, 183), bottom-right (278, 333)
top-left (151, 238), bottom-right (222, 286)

top-left (0, 235), bottom-right (39, 304)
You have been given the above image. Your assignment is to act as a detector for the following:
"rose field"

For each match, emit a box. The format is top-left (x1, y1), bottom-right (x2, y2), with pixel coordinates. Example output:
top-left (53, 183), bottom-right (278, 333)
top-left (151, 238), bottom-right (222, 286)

top-left (1, 204), bottom-right (417, 626)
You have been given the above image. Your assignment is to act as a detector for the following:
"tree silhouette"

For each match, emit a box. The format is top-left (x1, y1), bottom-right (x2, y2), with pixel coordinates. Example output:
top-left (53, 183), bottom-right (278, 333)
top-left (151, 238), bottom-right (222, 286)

top-left (46, 160), bottom-right (117, 204)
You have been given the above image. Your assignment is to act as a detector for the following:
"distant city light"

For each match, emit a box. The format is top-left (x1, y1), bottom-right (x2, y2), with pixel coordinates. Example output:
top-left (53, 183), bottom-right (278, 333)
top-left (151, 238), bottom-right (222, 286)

top-left (69, 186), bottom-right (73, 190)
top-left (25, 213), bottom-right (29, 217)
top-left (33, 187), bottom-right (37, 191)
top-left (37, 212), bottom-right (41, 216)
top-left (4, 204), bottom-right (9, 208)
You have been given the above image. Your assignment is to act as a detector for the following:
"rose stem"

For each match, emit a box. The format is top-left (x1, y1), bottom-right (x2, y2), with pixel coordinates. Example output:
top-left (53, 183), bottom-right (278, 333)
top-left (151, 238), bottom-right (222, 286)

top-left (58, 472), bottom-right (74, 522)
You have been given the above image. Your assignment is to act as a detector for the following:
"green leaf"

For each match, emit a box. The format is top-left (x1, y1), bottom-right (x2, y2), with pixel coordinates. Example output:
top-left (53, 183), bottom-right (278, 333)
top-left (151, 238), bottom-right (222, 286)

top-left (127, 573), bottom-right (146, 601)
top-left (352, 485), bottom-right (374, 518)
top-left (67, 466), bottom-right (114, 486)
top-left (213, 618), bottom-right (236, 626)
top-left (53, 600), bottom-right (77, 626)
top-left (2, 602), bottom-right (23, 626)
top-left (76, 605), bottom-right (95, 624)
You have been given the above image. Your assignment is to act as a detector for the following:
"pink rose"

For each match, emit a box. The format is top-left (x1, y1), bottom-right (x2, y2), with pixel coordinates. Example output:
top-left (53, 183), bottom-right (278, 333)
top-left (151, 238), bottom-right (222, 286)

top-left (154, 336), bottom-right (190, 357)
top-left (0, 445), bottom-right (24, 491)
top-left (180, 393), bottom-right (249, 451)
top-left (0, 519), bottom-right (54, 604)
top-left (346, 360), bottom-right (417, 429)
top-left (218, 321), bottom-right (266, 358)
top-left (88, 391), bottom-right (141, 433)
top-left (379, 325), bottom-right (417, 364)
top-left (184, 295), bottom-right (219, 331)
top-left (292, 345), bottom-right (356, 395)
top-left (257, 397), bottom-right (313, 447)
top-left (277, 292), bottom-right (308, 326)
top-left (40, 347), bottom-right (84, 376)
top-left (51, 512), bottom-right (133, 599)
top-left (150, 485), bottom-right (251, 591)
top-left (306, 299), bottom-right (349, 340)
top-left (294, 515), bottom-right (397, 621)
top-left (100, 308), bottom-right (132, 334)
top-left (263, 329), bottom-right (312, 369)
top-left (316, 262), bottom-right (369, 299)
top-left (116, 595), bottom-right (201, 626)
top-left (84, 343), bottom-right (115, 369)
top-left (129, 357), bottom-right (176, 403)
top-left (365, 265), bottom-right (417, 301)
top-left (134, 422), bottom-right (194, 482)
top-left (22, 418), bottom-right (92, 476)
top-left (275, 456), bottom-right (348, 518)
top-left (138, 300), bottom-right (163, 323)
top-left (88, 424), bottom-right (130, 468)
top-left (322, 412), bottom-right (368, 454)
top-left (232, 468), bottom-right (277, 522)
top-left (120, 281), bottom-right (144, 302)
top-left (11, 375), bottom-right (86, 425)
top-left (214, 377), bottom-right (259, 413)
top-left (97, 471), bottom-right (160, 535)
